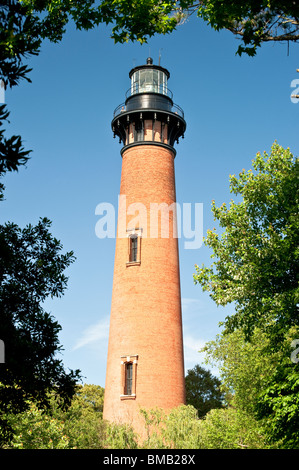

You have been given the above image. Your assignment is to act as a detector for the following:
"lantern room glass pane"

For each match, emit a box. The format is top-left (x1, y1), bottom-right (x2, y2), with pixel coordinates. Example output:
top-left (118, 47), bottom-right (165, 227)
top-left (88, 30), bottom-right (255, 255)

top-left (131, 69), bottom-right (168, 95)
top-left (131, 71), bottom-right (139, 94)
top-left (153, 70), bottom-right (158, 92)
top-left (159, 70), bottom-right (168, 94)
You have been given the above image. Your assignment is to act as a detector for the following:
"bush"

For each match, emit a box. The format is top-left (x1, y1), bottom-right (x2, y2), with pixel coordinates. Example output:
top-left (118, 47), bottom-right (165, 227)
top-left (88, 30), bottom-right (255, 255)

top-left (7, 402), bottom-right (70, 449)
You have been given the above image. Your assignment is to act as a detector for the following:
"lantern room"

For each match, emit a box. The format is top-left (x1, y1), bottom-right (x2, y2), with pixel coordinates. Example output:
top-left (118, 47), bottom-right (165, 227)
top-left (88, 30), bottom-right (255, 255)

top-left (112, 58), bottom-right (186, 153)
top-left (130, 57), bottom-right (170, 96)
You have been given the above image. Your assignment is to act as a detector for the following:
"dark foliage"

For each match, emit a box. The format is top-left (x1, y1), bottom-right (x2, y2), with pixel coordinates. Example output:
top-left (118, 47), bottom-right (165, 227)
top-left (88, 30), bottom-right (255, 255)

top-left (185, 364), bottom-right (225, 418)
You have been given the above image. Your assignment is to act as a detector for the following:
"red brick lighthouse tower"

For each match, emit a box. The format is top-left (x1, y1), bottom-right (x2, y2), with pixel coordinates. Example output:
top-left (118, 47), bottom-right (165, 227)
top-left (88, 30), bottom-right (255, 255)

top-left (103, 58), bottom-right (186, 436)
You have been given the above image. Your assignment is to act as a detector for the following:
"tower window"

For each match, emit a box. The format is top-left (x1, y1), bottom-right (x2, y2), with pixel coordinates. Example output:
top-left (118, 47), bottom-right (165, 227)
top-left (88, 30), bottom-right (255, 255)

top-left (125, 363), bottom-right (133, 395)
top-left (130, 236), bottom-right (138, 262)
top-left (126, 229), bottom-right (142, 266)
top-left (134, 121), bottom-right (144, 142)
top-left (120, 355), bottom-right (138, 399)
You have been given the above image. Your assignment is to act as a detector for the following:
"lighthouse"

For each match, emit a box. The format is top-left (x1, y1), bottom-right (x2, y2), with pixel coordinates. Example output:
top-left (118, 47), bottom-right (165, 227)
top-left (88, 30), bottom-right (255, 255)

top-left (103, 58), bottom-right (186, 437)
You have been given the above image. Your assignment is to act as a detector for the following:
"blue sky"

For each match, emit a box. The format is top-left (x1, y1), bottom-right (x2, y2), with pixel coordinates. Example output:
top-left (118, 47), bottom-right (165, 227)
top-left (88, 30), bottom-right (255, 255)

top-left (1, 14), bottom-right (298, 387)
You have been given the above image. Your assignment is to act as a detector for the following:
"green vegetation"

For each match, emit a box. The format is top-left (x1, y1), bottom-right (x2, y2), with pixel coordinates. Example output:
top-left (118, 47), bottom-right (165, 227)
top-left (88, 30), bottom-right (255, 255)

top-left (185, 364), bottom-right (224, 418)
top-left (1, 1), bottom-right (298, 450)
top-left (175, 1), bottom-right (299, 56)
top-left (194, 143), bottom-right (298, 347)
top-left (0, 384), bottom-right (267, 449)
top-left (0, 218), bottom-right (80, 446)
top-left (194, 143), bottom-right (299, 448)
top-left (1, 318), bottom-right (297, 450)
top-left (0, 379), bottom-right (271, 449)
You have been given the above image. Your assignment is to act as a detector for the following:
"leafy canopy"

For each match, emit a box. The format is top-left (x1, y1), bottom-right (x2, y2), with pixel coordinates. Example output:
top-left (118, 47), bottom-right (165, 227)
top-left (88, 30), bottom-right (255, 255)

top-left (50, 383), bottom-right (105, 449)
top-left (194, 143), bottom-right (299, 448)
top-left (202, 328), bottom-right (279, 412)
top-left (0, 0), bottom-right (176, 195)
top-left (6, 400), bottom-right (70, 449)
top-left (0, 104), bottom-right (31, 201)
top-left (194, 142), bottom-right (298, 347)
top-left (181, 1), bottom-right (299, 56)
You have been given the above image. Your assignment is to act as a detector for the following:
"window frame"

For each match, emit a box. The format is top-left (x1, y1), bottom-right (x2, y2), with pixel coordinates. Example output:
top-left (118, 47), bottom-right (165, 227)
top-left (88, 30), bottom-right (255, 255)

top-left (129, 235), bottom-right (138, 263)
top-left (120, 355), bottom-right (138, 400)
top-left (126, 229), bottom-right (142, 266)
top-left (125, 362), bottom-right (133, 395)
top-left (134, 120), bottom-right (144, 142)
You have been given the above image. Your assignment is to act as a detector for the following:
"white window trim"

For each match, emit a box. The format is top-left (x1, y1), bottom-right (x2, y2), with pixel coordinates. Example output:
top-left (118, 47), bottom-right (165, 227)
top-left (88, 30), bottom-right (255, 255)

top-left (126, 228), bottom-right (142, 266)
top-left (120, 354), bottom-right (138, 399)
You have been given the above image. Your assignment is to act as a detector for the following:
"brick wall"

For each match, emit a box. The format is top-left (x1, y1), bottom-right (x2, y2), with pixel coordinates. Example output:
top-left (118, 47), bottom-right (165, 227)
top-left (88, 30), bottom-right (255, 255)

top-left (103, 143), bottom-right (185, 439)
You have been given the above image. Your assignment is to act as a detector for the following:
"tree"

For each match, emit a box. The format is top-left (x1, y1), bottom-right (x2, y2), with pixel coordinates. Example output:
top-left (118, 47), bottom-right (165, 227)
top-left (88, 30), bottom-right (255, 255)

top-left (0, 0), bottom-right (176, 198)
top-left (194, 142), bottom-right (298, 347)
top-left (197, 406), bottom-right (269, 449)
top-left (176, 1), bottom-right (299, 56)
top-left (185, 364), bottom-right (224, 418)
top-left (255, 333), bottom-right (299, 448)
top-left (19, 0), bottom-right (176, 45)
top-left (140, 405), bottom-right (201, 449)
top-left (202, 329), bottom-right (280, 415)
top-left (6, 401), bottom-right (70, 449)
top-left (202, 328), bottom-right (299, 448)
top-left (104, 421), bottom-right (138, 449)
top-left (0, 104), bottom-right (31, 201)
top-left (1, 0), bottom-right (175, 91)
top-left (9, 1), bottom-right (298, 60)
top-left (0, 218), bottom-right (81, 445)
top-left (139, 404), bottom-right (268, 449)
top-left (4, 384), bottom-right (107, 449)
top-left (194, 142), bottom-right (299, 447)
top-left (0, 1), bottom-right (36, 198)
top-left (52, 383), bottom-right (106, 449)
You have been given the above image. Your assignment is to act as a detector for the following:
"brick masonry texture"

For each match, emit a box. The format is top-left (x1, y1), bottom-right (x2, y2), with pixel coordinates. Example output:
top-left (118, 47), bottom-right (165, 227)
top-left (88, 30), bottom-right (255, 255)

top-left (103, 143), bottom-right (186, 438)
